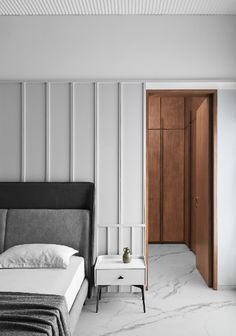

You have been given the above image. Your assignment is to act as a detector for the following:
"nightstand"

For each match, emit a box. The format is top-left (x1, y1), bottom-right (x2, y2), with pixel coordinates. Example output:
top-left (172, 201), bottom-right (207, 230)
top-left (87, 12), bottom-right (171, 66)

top-left (94, 255), bottom-right (146, 313)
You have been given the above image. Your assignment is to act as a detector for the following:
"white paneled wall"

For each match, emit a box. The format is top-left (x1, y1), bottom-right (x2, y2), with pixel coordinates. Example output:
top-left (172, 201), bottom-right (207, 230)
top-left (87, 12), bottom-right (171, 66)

top-left (0, 81), bottom-right (145, 259)
top-left (96, 82), bottom-right (145, 258)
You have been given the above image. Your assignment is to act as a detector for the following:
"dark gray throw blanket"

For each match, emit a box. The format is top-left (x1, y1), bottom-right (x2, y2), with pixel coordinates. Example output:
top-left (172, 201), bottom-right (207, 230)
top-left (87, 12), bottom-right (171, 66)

top-left (0, 292), bottom-right (71, 336)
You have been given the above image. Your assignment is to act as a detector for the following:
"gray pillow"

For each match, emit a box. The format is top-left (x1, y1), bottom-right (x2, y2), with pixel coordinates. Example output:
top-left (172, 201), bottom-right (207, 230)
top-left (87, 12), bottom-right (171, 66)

top-left (0, 244), bottom-right (78, 269)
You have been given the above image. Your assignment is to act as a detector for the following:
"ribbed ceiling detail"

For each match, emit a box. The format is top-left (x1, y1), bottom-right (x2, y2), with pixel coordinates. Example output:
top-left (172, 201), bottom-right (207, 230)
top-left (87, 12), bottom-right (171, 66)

top-left (0, 0), bottom-right (236, 15)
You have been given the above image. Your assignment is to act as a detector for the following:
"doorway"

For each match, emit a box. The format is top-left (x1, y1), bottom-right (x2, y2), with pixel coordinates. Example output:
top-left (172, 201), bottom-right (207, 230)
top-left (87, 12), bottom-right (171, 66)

top-left (146, 90), bottom-right (217, 289)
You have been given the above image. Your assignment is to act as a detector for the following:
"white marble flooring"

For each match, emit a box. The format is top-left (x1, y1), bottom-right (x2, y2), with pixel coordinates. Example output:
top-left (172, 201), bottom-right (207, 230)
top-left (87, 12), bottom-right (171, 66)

top-left (77, 244), bottom-right (236, 336)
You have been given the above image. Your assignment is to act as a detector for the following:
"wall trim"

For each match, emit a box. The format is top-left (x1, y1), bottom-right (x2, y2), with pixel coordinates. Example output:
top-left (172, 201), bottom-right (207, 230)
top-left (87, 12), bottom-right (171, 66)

top-left (146, 81), bottom-right (236, 90)
top-left (118, 82), bottom-right (123, 255)
top-left (45, 83), bottom-right (51, 182)
top-left (142, 82), bottom-right (146, 255)
top-left (218, 285), bottom-right (236, 290)
top-left (95, 82), bottom-right (99, 257)
top-left (1, 80), bottom-right (236, 90)
top-left (69, 82), bottom-right (75, 182)
top-left (21, 82), bottom-right (26, 182)
top-left (98, 224), bottom-right (145, 228)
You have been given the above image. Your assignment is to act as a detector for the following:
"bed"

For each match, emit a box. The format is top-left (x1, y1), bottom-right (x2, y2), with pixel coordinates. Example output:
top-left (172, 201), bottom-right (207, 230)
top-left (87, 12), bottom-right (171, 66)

top-left (0, 182), bottom-right (95, 336)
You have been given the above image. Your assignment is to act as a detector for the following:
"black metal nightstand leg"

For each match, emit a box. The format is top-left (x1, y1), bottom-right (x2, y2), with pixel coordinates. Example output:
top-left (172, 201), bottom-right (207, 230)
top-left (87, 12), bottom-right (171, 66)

top-left (141, 285), bottom-right (146, 313)
top-left (96, 286), bottom-right (101, 313)
top-left (133, 285), bottom-right (146, 313)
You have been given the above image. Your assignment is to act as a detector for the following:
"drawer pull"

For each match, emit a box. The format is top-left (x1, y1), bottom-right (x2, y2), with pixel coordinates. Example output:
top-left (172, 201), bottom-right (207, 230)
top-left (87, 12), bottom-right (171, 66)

top-left (118, 276), bottom-right (124, 280)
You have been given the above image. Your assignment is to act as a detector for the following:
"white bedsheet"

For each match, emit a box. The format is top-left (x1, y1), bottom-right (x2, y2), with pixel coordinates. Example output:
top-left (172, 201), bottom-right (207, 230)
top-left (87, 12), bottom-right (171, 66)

top-left (0, 256), bottom-right (85, 311)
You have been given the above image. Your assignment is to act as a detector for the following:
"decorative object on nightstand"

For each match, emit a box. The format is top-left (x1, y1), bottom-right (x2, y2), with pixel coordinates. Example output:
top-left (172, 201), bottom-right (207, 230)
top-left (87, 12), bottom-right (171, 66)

top-left (122, 247), bottom-right (132, 263)
top-left (94, 255), bottom-right (146, 313)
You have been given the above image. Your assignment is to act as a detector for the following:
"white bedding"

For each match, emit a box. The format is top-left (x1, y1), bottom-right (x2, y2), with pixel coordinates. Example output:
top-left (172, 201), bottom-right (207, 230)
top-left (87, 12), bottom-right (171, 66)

top-left (0, 256), bottom-right (85, 311)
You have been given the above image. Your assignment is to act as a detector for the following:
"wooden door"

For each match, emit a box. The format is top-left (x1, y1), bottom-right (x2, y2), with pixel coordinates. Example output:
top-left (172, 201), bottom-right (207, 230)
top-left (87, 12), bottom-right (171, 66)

top-left (188, 96), bottom-right (209, 254)
top-left (195, 97), bottom-right (212, 286)
top-left (191, 119), bottom-right (197, 253)
top-left (184, 125), bottom-right (191, 247)
top-left (162, 130), bottom-right (185, 242)
top-left (148, 130), bottom-right (161, 242)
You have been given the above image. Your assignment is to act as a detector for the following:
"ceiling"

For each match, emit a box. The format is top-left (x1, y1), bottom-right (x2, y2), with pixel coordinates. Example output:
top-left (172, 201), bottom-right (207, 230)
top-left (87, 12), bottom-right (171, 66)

top-left (0, 0), bottom-right (236, 16)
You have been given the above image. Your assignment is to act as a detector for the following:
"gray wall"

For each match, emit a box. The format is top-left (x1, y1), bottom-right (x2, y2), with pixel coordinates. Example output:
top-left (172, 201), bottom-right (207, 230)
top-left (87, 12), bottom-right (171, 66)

top-left (0, 16), bottom-right (236, 79)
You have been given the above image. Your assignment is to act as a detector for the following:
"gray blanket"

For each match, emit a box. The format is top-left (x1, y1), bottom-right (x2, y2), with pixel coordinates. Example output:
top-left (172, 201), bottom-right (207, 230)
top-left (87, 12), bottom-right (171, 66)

top-left (0, 292), bottom-right (71, 336)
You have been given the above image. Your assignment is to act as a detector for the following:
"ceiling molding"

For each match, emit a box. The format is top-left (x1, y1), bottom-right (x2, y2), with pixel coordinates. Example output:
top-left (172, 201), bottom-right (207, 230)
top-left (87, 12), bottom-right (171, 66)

top-left (0, 80), bottom-right (236, 90)
top-left (0, 0), bottom-right (236, 16)
top-left (146, 81), bottom-right (236, 90)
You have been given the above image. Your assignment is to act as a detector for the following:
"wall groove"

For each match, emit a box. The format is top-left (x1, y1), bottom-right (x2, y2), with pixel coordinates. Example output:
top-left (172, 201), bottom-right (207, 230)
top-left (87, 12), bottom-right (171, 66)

top-left (46, 82), bottom-right (51, 182)
top-left (21, 82), bottom-right (26, 182)
top-left (95, 82), bottom-right (100, 257)
top-left (70, 82), bottom-right (75, 182)
top-left (118, 82), bottom-right (123, 255)
top-left (142, 82), bottom-right (147, 255)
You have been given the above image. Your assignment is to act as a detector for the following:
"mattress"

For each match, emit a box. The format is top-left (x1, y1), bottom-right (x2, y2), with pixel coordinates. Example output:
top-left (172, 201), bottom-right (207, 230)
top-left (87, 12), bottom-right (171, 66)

top-left (0, 256), bottom-right (85, 311)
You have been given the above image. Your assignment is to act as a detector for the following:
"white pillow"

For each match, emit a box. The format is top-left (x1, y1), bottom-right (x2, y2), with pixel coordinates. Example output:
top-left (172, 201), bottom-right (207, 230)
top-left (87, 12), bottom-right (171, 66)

top-left (0, 244), bottom-right (78, 269)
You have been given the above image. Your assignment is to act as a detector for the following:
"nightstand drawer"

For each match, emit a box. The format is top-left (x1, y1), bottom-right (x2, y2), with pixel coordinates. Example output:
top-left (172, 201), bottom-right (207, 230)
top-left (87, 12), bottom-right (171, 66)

top-left (97, 269), bottom-right (145, 285)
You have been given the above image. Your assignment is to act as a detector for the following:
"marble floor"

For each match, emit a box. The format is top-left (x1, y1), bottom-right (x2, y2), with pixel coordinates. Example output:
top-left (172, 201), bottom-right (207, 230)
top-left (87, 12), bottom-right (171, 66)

top-left (77, 244), bottom-right (236, 336)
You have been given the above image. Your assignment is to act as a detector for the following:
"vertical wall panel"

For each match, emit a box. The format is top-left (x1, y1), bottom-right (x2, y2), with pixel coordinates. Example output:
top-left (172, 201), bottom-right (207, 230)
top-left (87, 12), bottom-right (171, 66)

top-left (133, 227), bottom-right (144, 255)
top-left (0, 83), bottom-right (21, 181)
top-left (74, 83), bottom-right (94, 182)
top-left (109, 228), bottom-right (119, 254)
top-left (98, 227), bottom-right (107, 255)
top-left (122, 83), bottom-right (143, 224)
top-left (122, 227), bottom-right (132, 250)
top-left (25, 83), bottom-right (46, 181)
top-left (50, 83), bottom-right (70, 181)
top-left (98, 83), bottom-right (119, 225)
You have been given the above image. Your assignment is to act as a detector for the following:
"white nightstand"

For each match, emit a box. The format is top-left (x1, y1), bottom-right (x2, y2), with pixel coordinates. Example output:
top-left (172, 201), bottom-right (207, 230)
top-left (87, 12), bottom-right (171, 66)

top-left (94, 255), bottom-right (146, 313)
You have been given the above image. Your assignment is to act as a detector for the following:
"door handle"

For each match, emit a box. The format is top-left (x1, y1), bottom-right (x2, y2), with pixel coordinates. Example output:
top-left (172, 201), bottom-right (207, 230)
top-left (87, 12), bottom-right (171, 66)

top-left (195, 197), bottom-right (199, 208)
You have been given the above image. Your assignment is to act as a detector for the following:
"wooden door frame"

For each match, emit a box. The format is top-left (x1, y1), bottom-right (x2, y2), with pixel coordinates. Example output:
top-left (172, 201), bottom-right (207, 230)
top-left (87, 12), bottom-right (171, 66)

top-left (146, 89), bottom-right (218, 290)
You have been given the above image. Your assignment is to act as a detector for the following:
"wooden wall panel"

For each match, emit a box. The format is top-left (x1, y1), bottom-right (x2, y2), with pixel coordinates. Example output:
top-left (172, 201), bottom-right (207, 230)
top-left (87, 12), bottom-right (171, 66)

top-left (148, 130), bottom-right (161, 242)
top-left (0, 83), bottom-right (21, 181)
top-left (188, 96), bottom-right (206, 122)
top-left (74, 83), bottom-right (94, 182)
top-left (147, 95), bottom-right (160, 129)
top-left (184, 125), bottom-right (191, 246)
top-left (50, 83), bottom-right (70, 181)
top-left (162, 130), bottom-right (185, 241)
top-left (161, 97), bottom-right (185, 129)
top-left (191, 119), bottom-right (197, 253)
top-left (25, 83), bottom-right (46, 181)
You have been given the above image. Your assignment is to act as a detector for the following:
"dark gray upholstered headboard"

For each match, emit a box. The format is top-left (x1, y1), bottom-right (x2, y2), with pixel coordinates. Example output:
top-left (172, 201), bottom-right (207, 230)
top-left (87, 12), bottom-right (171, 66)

top-left (0, 182), bottom-right (95, 291)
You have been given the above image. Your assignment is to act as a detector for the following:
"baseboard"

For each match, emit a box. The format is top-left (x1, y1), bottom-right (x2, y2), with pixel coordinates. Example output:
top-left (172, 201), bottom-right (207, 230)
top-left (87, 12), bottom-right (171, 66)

top-left (218, 285), bottom-right (236, 290)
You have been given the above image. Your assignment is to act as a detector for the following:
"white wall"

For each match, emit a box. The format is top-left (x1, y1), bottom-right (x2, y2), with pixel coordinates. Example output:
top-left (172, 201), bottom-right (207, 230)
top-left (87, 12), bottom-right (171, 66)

top-left (0, 15), bottom-right (236, 287)
top-left (218, 90), bottom-right (236, 288)
top-left (0, 16), bottom-right (236, 80)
